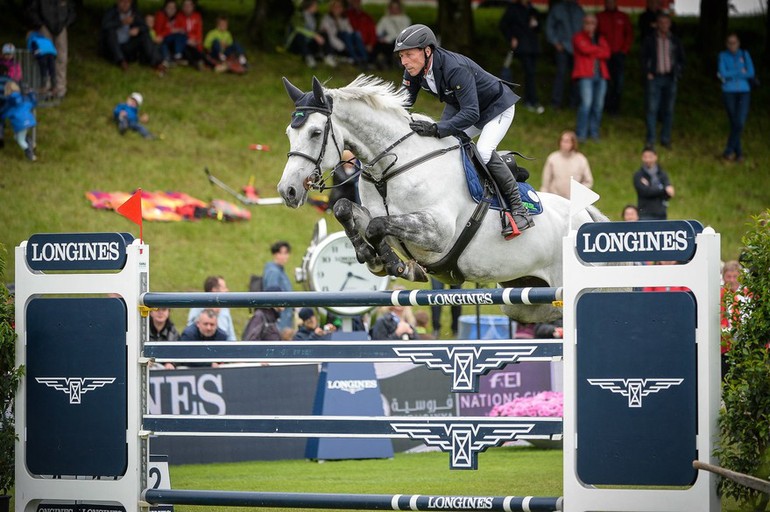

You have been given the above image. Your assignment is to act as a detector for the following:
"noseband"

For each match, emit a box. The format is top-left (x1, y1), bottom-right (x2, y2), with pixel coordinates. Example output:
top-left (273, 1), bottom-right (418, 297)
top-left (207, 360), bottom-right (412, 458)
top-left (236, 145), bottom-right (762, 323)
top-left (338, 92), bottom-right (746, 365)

top-left (286, 106), bottom-right (344, 192)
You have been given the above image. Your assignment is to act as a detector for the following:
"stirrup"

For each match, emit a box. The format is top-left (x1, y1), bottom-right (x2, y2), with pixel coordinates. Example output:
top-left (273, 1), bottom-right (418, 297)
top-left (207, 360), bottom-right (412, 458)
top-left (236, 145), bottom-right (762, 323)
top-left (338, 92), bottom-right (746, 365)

top-left (502, 212), bottom-right (520, 240)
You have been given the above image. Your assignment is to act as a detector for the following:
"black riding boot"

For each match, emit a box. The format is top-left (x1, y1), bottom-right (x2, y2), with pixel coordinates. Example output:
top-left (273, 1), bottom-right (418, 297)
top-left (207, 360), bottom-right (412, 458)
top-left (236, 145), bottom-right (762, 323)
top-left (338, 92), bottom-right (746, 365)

top-left (486, 152), bottom-right (534, 239)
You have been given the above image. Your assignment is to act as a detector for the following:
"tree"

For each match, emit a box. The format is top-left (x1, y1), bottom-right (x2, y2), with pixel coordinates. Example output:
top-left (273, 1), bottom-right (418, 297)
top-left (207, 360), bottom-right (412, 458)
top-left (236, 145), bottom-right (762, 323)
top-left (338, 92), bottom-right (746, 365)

top-left (697, 0), bottom-right (728, 72)
top-left (717, 211), bottom-right (770, 512)
top-left (437, 0), bottom-right (474, 55)
top-left (247, 0), bottom-right (295, 51)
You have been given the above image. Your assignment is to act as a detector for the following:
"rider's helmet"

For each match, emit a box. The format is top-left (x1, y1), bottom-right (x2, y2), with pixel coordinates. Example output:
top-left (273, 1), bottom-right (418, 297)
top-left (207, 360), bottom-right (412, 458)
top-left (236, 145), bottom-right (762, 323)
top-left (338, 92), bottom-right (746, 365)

top-left (393, 24), bottom-right (438, 53)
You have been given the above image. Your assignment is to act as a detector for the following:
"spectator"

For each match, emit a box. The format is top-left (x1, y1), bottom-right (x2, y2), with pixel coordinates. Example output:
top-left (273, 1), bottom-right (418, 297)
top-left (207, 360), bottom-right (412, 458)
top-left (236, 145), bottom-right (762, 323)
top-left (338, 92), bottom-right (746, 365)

top-left (540, 130), bottom-right (593, 199)
top-left (154, 0), bottom-right (186, 65)
top-left (175, 0), bottom-right (206, 70)
top-left (327, 149), bottom-right (360, 212)
top-left (545, 0), bottom-right (584, 110)
top-left (346, 0), bottom-right (377, 61)
top-left (717, 33), bottom-right (754, 164)
top-left (0, 43), bottom-right (23, 83)
top-left (621, 204), bottom-right (639, 221)
top-left (204, 15), bottom-right (248, 74)
top-left (597, 0), bottom-right (632, 115)
top-left (285, 0), bottom-right (334, 69)
top-left (430, 278), bottom-right (461, 338)
top-left (373, 0), bottom-right (411, 69)
top-left (371, 303), bottom-right (415, 340)
top-left (26, 29), bottom-right (57, 99)
top-left (25, 0), bottom-right (76, 99)
top-left (292, 307), bottom-right (336, 341)
top-left (149, 307), bottom-right (179, 369)
top-left (720, 259), bottom-right (745, 378)
top-left (320, 0), bottom-right (369, 68)
top-left (242, 286), bottom-right (284, 341)
top-left (572, 14), bottom-right (610, 142)
top-left (113, 92), bottom-right (155, 139)
top-left (499, 0), bottom-right (544, 114)
top-left (633, 148), bottom-right (674, 220)
top-left (180, 308), bottom-right (226, 367)
top-left (2, 81), bottom-right (37, 161)
top-left (641, 12), bottom-right (684, 150)
top-left (414, 310), bottom-right (433, 339)
top-left (638, 0), bottom-right (663, 43)
top-left (263, 241), bottom-right (294, 332)
top-left (101, 0), bottom-right (164, 72)
top-left (145, 13), bottom-right (164, 59)
top-left (534, 319), bottom-right (563, 338)
top-left (186, 275), bottom-right (237, 341)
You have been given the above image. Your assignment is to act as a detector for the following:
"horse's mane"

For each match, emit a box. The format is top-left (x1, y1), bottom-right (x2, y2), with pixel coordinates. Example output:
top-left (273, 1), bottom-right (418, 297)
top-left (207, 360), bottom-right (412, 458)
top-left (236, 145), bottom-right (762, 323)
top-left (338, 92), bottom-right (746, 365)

top-left (325, 74), bottom-right (411, 116)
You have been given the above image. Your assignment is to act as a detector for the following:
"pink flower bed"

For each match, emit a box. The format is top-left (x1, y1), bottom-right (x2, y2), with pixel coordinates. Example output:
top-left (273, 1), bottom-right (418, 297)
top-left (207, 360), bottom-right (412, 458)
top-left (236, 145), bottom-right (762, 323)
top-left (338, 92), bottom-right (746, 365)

top-left (488, 391), bottom-right (563, 418)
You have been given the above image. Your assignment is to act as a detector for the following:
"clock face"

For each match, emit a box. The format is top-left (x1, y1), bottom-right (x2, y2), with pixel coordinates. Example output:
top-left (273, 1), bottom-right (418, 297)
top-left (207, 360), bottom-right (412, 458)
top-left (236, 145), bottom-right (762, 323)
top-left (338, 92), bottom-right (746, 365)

top-left (307, 231), bottom-right (390, 316)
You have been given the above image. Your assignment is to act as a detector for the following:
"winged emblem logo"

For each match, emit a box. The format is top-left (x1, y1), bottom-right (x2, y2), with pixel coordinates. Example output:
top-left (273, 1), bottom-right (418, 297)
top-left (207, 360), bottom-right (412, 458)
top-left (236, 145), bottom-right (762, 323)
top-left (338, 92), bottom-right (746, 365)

top-left (587, 378), bottom-right (683, 408)
top-left (36, 377), bottom-right (116, 405)
top-left (390, 420), bottom-right (537, 469)
top-left (392, 345), bottom-right (537, 392)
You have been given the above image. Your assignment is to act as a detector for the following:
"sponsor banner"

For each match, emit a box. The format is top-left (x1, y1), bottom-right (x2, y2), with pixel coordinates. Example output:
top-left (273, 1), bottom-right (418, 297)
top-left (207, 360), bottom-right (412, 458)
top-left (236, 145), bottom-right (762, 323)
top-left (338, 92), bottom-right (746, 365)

top-left (26, 233), bottom-right (133, 271)
top-left (576, 220), bottom-right (702, 263)
top-left (37, 505), bottom-right (126, 512)
top-left (457, 363), bottom-right (552, 417)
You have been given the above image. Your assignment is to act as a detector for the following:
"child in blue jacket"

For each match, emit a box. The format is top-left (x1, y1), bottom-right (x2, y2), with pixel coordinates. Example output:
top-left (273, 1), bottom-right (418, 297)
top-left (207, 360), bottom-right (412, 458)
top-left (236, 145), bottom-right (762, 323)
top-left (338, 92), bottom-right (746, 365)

top-left (113, 92), bottom-right (154, 139)
top-left (26, 30), bottom-right (57, 97)
top-left (2, 80), bottom-right (37, 161)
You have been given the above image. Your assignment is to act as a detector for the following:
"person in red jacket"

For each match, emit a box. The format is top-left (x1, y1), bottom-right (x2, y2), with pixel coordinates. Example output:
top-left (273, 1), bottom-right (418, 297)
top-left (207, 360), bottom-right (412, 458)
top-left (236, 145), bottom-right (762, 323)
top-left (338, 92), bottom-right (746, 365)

top-left (571, 14), bottom-right (610, 142)
top-left (346, 0), bottom-right (377, 63)
top-left (597, 0), bottom-right (632, 114)
top-left (154, 0), bottom-right (187, 64)
top-left (174, 0), bottom-right (205, 69)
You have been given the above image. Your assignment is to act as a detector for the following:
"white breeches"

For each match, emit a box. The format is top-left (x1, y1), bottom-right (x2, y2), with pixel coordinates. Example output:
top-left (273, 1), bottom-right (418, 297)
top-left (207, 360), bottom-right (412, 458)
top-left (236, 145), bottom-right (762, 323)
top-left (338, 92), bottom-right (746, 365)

top-left (463, 104), bottom-right (515, 163)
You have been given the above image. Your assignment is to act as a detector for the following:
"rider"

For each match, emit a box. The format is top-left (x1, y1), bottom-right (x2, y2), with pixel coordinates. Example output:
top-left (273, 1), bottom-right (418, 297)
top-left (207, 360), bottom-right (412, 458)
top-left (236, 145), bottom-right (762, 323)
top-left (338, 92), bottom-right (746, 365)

top-left (394, 24), bottom-right (534, 239)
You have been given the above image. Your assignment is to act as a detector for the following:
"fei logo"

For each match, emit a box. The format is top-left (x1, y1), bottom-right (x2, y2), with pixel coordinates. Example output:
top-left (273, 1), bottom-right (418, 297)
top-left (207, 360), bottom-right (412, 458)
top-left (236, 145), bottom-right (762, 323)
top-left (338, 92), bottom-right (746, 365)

top-left (36, 377), bottom-right (116, 405)
top-left (392, 345), bottom-right (537, 392)
top-left (587, 378), bottom-right (683, 408)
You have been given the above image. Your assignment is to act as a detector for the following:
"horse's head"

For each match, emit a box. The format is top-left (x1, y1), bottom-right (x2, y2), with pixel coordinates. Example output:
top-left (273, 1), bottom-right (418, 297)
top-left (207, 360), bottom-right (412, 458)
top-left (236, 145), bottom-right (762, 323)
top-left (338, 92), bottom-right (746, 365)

top-left (278, 76), bottom-right (343, 208)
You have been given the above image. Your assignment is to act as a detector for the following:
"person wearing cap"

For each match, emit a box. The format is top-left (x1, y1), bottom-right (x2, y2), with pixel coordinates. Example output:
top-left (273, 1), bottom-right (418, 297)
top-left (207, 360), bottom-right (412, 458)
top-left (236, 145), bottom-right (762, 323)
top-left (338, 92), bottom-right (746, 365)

top-left (113, 92), bottom-right (155, 139)
top-left (25, 0), bottom-right (76, 99)
top-left (293, 308), bottom-right (336, 341)
top-left (242, 285), bottom-right (284, 341)
top-left (393, 24), bottom-right (533, 240)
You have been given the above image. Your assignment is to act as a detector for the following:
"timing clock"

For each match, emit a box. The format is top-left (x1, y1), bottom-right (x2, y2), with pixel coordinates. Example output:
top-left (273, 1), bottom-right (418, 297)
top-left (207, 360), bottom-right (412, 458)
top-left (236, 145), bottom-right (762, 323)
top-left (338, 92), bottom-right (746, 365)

top-left (303, 229), bottom-right (390, 316)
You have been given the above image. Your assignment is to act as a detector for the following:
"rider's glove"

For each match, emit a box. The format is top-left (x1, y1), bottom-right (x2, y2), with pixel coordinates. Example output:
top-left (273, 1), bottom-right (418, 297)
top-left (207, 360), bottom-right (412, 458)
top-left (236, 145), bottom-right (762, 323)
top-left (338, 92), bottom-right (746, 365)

top-left (409, 120), bottom-right (439, 138)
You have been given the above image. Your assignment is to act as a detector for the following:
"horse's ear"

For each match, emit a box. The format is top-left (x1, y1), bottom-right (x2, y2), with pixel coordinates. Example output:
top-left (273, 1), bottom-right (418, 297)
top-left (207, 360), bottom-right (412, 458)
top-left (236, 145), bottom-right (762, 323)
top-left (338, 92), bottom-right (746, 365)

top-left (311, 76), bottom-right (326, 107)
top-left (282, 77), bottom-right (305, 104)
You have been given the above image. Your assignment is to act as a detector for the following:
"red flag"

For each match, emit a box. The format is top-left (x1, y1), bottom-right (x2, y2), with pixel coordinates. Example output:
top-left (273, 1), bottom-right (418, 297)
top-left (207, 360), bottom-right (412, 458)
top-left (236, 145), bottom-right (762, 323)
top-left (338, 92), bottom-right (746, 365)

top-left (117, 188), bottom-right (144, 242)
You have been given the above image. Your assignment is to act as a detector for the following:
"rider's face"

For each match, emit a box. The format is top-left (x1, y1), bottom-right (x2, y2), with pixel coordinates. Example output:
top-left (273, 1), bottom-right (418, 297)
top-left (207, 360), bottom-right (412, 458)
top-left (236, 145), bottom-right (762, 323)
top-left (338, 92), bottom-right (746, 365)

top-left (399, 48), bottom-right (428, 77)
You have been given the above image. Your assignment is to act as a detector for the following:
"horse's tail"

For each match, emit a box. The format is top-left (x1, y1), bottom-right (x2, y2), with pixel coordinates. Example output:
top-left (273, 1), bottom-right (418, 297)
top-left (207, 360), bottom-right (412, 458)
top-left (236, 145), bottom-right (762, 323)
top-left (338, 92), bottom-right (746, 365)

top-left (586, 205), bottom-right (610, 223)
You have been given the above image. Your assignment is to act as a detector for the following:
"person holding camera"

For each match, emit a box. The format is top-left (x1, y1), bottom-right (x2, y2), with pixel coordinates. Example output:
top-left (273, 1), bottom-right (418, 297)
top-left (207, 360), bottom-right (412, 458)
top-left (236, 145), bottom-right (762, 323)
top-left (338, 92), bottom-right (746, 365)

top-left (371, 303), bottom-right (415, 341)
top-left (293, 308), bottom-right (336, 341)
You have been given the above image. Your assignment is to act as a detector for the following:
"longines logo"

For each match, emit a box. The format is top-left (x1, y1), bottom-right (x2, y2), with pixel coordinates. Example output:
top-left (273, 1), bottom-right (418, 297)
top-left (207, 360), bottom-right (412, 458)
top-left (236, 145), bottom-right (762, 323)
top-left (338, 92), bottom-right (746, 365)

top-left (392, 345), bottom-right (538, 392)
top-left (425, 292), bottom-right (493, 306)
top-left (576, 221), bottom-right (699, 263)
top-left (390, 420), bottom-right (539, 470)
top-left (587, 378), bottom-right (683, 408)
top-left (36, 377), bottom-right (116, 404)
top-left (327, 379), bottom-right (377, 395)
top-left (26, 233), bottom-right (130, 271)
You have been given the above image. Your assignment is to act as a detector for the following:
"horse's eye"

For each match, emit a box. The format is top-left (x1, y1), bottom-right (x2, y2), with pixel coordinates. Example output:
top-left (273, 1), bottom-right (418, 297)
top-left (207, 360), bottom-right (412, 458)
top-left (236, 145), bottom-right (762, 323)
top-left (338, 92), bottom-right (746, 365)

top-left (310, 128), bottom-right (322, 138)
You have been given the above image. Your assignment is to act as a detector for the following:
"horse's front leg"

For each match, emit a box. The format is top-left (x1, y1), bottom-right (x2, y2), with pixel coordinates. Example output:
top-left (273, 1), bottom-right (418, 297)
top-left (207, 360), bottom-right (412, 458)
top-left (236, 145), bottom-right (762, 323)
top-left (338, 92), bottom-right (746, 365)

top-left (333, 199), bottom-right (386, 275)
top-left (365, 211), bottom-right (445, 282)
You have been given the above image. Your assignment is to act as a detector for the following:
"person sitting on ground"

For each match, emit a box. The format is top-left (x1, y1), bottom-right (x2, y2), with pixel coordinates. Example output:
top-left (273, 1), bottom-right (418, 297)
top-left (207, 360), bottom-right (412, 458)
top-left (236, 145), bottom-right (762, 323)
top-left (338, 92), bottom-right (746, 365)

top-left (373, 0), bottom-right (411, 69)
top-left (174, 0), bottom-right (206, 70)
top-left (395, 24), bottom-right (533, 238)
top-left (204, 15), bottom-right (247, 74)
top-left (346, 0), bottom-right (377, 62)
top-left (26, 28), bottom-right (57, 98)
top-left (292, 307), bottom-right (336, 341)
top-left (113, 92), bottom-right (155, 140)
top-left (186, 275), bottom-right (238, 341)
top-left (242, 286), bottom-right (284, 341)
top-left (540, 130), bottom-right (593, 199)
top-left (285, 0), bottom-right (333, 69)
top-left (180, 308), bottom-right (227, 367)
top-left (149, 307), bottom-right (179, 369)
top-left (320, 0), bottom-right (369, 68)
top-left (2, 80), bottom-right (37, 161)
top-left (154, 0), bottom-right (186, 65)
top-left (101, 0), bottom-right (165, 72)
top-left (144, 13), bottom-right (167, 64)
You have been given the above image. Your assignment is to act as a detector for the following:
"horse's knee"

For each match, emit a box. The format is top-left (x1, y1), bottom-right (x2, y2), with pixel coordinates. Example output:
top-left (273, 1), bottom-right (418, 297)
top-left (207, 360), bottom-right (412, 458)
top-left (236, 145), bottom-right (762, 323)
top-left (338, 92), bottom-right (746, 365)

top-left (365, 217), bottom-right (387, 242)
top-left (333, 198), bottom-right (353, 223)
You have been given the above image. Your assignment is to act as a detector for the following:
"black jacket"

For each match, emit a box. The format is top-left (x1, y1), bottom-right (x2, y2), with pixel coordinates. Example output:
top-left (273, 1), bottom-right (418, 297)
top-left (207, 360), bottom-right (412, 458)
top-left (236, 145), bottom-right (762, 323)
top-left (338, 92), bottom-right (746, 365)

top-left (26, 0), bottom-right (76, 36)
top-left (101, 4), bottom-right (148, 36)
top-left (641, 31), bottom-right (685, 79)
top-left (499, 2), bottom-right (540, 56)
top-left (633, 165), bottom-right (672, 220)
top-left (371, 313), bottom-right (415, 341)
top-left (401, 47), bottom-right (520, 137)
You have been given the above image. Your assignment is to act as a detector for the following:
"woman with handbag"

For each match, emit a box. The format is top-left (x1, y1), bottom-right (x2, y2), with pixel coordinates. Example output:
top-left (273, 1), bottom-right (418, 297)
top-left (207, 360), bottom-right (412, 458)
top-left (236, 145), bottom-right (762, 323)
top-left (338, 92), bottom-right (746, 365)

top-left (717, 33), bottom-right (755, 163)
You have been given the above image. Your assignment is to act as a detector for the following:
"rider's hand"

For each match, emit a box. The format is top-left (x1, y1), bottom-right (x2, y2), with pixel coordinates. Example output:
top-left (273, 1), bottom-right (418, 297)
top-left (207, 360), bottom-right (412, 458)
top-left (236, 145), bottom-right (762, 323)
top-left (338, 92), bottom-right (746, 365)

top-left (409, 120), bottom-right (439, 138)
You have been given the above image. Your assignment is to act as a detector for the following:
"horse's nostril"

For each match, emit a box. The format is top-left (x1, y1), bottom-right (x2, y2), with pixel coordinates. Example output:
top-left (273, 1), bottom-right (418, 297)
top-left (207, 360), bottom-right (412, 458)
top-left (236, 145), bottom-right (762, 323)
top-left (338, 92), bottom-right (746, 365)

top-left (287, 187), bottom-right (296, 199)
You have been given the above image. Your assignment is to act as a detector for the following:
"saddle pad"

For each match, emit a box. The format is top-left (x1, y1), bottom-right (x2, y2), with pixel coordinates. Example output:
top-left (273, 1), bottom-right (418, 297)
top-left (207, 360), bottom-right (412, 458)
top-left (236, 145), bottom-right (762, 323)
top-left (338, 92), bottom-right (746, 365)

top-left (460, 147), bottom-right (543, 215)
